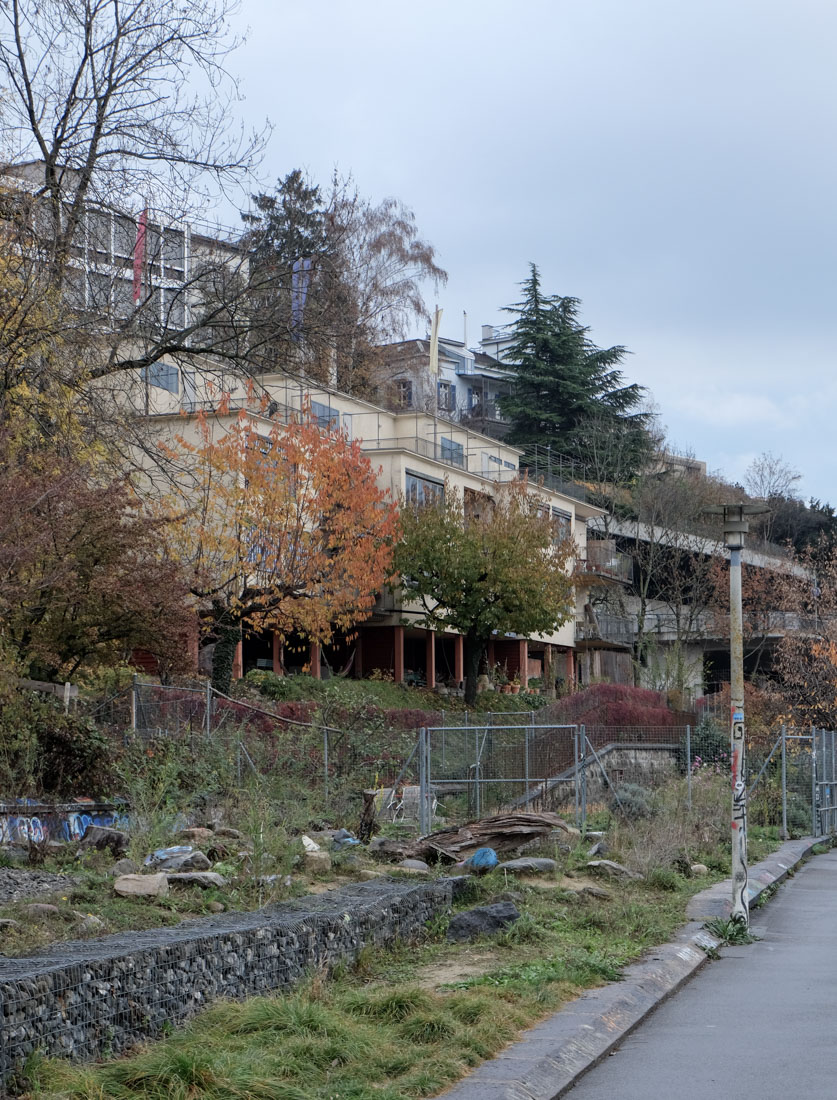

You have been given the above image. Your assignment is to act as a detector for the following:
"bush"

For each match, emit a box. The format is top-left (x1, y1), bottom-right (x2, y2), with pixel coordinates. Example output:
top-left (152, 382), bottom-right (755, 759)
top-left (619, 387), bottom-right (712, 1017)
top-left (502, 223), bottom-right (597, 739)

top-left (0, 684), bottom-right (116, 798)
top-left (610, 782), bottom-right (654, 820)
top-left (543, 683), bottom-right (691, 728)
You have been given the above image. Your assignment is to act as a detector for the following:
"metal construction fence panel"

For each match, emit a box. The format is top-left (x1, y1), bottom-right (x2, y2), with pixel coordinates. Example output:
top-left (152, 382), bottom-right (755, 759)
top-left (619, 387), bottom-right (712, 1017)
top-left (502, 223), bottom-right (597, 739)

top-left (417, 721), bottom-right (837, 839)
top-left (87, 679), bottom-right (837, 841)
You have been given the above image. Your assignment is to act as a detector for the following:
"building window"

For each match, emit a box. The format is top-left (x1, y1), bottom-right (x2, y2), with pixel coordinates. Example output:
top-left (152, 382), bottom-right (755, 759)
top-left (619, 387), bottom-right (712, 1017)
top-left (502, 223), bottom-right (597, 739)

top-left (440, 436), bottom-right (465, 467)
top-left (405, 470), bottom-right (444, 507)
top-left (311, 400), bottom-right (338, 430)
top-left (342, 413), bottom-right (353, 439)
top-left (142, 362), bottom-right (179, 394)
top-left (552, 507), bottom-right (572, 543)
top-left (438, 380), bottom-right (456, 411)
top-left (503, 459), bottom-right (515, 470)
top-left (395, 379), bottom-right (413, 408)
top-left (468, 387), bottom-right (483, 411)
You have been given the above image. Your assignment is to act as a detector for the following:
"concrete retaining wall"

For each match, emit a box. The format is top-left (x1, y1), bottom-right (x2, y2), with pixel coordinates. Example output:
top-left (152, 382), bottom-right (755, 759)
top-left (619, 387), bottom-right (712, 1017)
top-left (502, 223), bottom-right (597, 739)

top-left (0, 876), bottom-right (461, 1088)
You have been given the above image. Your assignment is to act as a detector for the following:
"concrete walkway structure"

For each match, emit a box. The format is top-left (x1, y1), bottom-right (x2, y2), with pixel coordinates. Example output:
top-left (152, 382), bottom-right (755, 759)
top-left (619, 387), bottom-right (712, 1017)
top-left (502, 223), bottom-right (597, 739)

top-left (440, 837), bottom-right (831, 1100)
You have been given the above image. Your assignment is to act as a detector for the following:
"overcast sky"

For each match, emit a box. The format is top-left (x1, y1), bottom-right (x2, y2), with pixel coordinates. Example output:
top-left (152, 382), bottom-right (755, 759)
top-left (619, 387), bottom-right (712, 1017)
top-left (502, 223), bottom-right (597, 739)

top-left (230, 0), bottom-right (837, 503)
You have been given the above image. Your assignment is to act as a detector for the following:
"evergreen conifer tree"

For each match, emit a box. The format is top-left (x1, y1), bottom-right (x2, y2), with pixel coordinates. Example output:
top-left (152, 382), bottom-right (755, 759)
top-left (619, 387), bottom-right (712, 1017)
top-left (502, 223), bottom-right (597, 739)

top-left (500, 264), bottom-right (651, 481)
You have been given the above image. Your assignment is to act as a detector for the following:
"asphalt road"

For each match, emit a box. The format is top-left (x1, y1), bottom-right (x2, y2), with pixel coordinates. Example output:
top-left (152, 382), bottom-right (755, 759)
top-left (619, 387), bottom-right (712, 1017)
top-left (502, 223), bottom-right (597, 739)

top-left (565, 848), bottom-right (837, 1099)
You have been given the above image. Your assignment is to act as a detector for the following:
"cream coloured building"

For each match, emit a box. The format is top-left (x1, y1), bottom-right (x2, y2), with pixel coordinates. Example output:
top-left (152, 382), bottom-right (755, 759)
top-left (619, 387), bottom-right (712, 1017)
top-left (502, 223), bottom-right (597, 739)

top-left (137, 363), bottom-right (603, 690)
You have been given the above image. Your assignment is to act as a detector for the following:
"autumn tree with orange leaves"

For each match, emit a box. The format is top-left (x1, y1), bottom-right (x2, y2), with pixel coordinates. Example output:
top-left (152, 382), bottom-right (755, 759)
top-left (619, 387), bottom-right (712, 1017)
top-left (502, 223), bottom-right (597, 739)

top-left (772, 542), bottom-right (837, 728)
top-left (165, 403), bottom-right (399, 692)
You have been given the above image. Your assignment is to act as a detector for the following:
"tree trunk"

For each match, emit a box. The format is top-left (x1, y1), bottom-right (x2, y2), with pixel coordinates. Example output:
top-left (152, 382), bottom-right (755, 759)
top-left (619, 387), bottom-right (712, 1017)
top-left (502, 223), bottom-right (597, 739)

top-left (544, 644), bottom-right (556, 700)
top-left (210, 601), bottom-right (241, 695)
top-left (463, 635), bottom-right (485, 706)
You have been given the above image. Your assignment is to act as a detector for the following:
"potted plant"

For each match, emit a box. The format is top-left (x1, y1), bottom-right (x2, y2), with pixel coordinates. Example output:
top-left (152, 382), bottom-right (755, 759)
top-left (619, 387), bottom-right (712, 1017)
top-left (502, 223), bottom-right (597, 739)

top-left (510, 675), bottom-right (521, 695)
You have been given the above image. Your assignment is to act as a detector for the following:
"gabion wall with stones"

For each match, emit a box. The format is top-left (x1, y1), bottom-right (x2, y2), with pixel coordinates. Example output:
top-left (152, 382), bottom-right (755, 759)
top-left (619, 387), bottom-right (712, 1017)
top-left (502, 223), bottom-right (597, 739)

top-left (0, 876), bottom-right (463, 1088)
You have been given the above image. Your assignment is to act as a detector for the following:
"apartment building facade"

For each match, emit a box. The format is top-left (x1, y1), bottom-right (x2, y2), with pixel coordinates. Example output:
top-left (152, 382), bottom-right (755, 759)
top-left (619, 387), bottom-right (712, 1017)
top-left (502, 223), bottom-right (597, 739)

top-left (138, 363), bottom-right (601, 690)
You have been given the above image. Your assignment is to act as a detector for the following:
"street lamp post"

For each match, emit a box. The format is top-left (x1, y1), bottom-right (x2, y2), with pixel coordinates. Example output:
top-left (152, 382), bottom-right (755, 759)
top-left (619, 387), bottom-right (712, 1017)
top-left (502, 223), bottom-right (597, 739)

top-left (706, 502), bottom-right (769, 928)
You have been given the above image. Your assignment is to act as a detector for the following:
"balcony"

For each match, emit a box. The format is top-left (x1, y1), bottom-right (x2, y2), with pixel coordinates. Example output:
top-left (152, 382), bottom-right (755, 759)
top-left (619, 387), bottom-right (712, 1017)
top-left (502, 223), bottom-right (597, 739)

top-left (582, 540), bottom-right (633, 583)
top-left (360, 435), bottom-right (469, 471)
top-left (576, 614), bottom-right (636, 646)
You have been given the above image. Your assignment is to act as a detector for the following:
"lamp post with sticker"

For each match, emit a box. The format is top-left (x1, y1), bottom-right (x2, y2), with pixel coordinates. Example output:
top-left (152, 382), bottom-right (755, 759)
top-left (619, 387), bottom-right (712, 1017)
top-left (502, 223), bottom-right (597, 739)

top-left (706, 503), bottom-right (769, 928)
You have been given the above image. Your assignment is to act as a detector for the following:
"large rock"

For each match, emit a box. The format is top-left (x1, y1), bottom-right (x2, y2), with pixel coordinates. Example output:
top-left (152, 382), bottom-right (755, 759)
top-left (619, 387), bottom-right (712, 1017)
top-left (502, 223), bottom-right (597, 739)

top-left (158, 850), bottom-right (212, 873)
top-left (446, 901), bottom-right (521, 943)
top-left (73, 911), bottom-right (106, 933)
top-left (0, 918), bottom-right (21, 930)
top-left (25, 903), bottom-right (60, 919)
top-left (400, 859), bottom-right (430, 871)
top-left (77, 825), bottom-right (129, 857)
top-left (303, 850), bottom-right (332, 874)
top-left (113, 873), bottom-right (169, 898)
top-left (179, 827), bottom-right (214, 843)
top-left (586, 859), bottom-right (642, 880)
top-left (497, 857), bottom-right (557, 875)
top-left (166, 872), bottom-right (227, 889)
top-left (109, 858), bottom-right (139, 877)
top-left (213, 826), bottom-right (244, 840)
top-left (578, 885), bottom-right (612, 900)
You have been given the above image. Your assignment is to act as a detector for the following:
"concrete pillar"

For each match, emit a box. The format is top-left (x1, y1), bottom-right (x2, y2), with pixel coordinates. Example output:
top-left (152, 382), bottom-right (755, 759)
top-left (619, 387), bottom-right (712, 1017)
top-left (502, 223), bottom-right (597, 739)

top-left (425, 630), bottom-right (436, 689)
top-left (309, 640), bottom-right (321, 680)
top-left (566, 648), bottom-right (576, 690)
top-left (394, 626), bottom-right (405, 683)
top-left (232, 640), bottom-right (243, 681)
top-left (454, 635), bottom-right (464, 684)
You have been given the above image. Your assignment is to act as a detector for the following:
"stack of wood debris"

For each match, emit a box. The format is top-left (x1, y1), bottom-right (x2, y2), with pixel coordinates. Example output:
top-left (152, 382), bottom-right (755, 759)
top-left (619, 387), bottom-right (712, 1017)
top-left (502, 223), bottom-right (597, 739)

top-left (370, 812), bottom-right (578, 865)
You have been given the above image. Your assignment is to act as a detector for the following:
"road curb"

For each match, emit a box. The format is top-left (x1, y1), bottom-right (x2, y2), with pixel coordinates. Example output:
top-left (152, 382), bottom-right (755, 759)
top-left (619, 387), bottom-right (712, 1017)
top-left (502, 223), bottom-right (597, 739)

top-left (437, 836), bottom-right (825, 1100)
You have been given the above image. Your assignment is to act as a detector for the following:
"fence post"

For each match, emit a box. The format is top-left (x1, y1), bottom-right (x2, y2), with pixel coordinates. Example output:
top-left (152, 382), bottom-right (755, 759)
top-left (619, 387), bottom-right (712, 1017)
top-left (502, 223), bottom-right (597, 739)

top-left (204, 680), bottom-right (212, 738)
top-left (418, 728), bottom-right (430, 836)
top-left (130, 674), bottom-right (138, 732)
top-left (474, 724), bottom-right (480, 819)
top-left (573, 725), bottom-right (580, 828)
top-left (236, 739), bottom-right (242, 787)
top-left (812, 727), bottom-right (819, 837)
top-left (686, 724), bottom-right (692, 811)
top-left (580, 723), bottom-right (587, 836)
top-left (323, 729), bottom-right (329, 806)
top-left (524, 724), bottom-right (530, 800)
top-left (781, 724), bottom-right (788, 840)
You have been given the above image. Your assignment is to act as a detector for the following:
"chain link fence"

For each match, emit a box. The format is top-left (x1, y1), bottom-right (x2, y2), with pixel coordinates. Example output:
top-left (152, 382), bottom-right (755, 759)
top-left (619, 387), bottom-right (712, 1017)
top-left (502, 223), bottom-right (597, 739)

top-left (121, 679), bottom-right (418, 820)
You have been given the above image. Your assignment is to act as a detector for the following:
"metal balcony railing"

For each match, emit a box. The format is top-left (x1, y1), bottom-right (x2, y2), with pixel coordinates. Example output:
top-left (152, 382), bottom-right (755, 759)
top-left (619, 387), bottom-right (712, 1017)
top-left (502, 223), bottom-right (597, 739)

top-left (576, 614), bottom-right (636, 645)
top-left (582, 541), bottom-right (633, 583)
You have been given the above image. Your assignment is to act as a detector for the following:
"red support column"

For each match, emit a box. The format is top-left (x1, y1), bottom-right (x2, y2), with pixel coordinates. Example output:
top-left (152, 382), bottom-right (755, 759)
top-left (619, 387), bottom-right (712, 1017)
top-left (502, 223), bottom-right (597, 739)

top-left (566, 648), bottom-right (576, 691)
top-left (309, 641), bottom-right (321, 680)
top-left (232, 640), bottom-right (243, 681)
top-left (487, 639), bottom-right (495, 673)
top-left (425, 630), bottom-right (436, 689)
top-left (394, 626), bottom-right (405, 683)
top-left (454, 635), bottom-right (464, 684)
top-left (272, 632), bottom-right (282, 675)
top-left (518, 640), bottom-right (528, 686)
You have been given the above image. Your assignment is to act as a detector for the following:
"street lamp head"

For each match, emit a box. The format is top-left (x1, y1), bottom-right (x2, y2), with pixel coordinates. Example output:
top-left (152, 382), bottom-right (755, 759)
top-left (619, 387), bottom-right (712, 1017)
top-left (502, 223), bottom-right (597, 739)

top-left (704, 502), bottom-right (771, 551)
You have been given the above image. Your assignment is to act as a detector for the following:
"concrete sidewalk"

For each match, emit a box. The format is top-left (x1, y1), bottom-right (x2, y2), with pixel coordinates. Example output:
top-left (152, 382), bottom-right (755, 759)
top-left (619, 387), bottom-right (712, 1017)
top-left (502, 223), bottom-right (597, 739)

top-left (438, 836), bottom-right (826, 1100)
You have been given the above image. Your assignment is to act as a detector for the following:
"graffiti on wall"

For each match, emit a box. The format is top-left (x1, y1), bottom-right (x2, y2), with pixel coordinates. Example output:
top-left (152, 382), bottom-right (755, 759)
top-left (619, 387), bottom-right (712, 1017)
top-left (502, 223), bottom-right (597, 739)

top-left (0, 800), bottom-right (124, 845)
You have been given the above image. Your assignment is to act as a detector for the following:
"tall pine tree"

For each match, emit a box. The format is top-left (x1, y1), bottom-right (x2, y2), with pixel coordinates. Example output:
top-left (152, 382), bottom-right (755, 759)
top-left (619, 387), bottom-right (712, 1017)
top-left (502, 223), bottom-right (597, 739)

top-left (500, 265), bottom-right (651, 481)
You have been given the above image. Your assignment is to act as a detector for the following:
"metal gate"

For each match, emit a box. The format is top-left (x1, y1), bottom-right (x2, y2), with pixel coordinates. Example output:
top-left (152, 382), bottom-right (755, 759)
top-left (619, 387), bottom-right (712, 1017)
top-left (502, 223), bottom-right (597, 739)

top-left (814, 728), bottom-right (837, 835)
top-left (416, 722), bottom-right (580, 834)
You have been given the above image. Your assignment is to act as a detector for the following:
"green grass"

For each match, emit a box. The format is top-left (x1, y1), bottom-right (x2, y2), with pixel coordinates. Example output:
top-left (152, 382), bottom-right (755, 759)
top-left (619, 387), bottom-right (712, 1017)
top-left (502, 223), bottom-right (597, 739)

top-left (26, 861), bottom-right (717, 1100)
